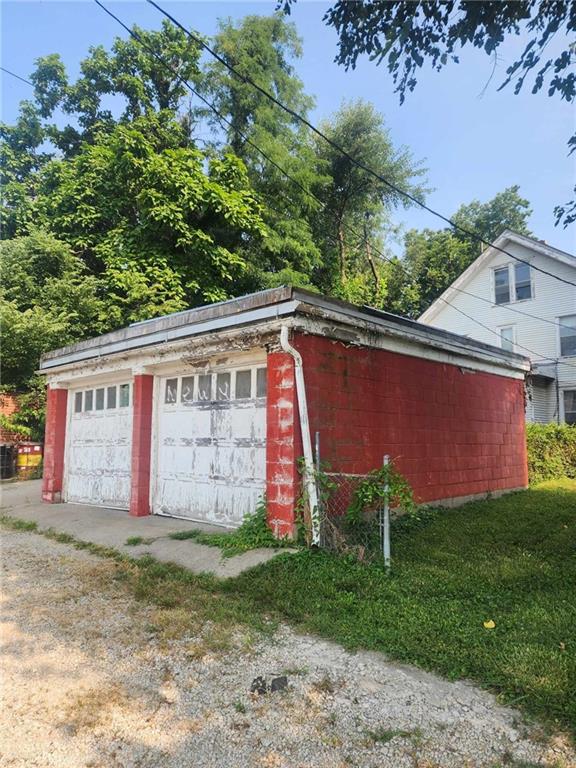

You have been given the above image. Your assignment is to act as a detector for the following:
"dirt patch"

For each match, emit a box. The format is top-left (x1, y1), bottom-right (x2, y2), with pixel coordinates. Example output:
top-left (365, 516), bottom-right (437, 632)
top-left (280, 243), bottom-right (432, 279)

top-left (0, 528), bottom-right (573, 768)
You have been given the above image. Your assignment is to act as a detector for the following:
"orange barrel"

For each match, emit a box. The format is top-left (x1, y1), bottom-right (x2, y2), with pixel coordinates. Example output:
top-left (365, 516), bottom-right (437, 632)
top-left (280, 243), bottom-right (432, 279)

top-left (16, 442), bottom-right (43, 478)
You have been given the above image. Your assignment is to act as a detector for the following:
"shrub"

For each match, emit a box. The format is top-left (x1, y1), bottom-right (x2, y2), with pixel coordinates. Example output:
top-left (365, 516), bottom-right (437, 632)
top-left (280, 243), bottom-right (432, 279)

top-left (526, 422), bottom-right (576, 484)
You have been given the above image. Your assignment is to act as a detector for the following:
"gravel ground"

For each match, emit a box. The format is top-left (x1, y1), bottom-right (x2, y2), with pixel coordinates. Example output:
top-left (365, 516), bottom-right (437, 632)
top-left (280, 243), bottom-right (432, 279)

top-left (0, 528), bottom-right (573, 768)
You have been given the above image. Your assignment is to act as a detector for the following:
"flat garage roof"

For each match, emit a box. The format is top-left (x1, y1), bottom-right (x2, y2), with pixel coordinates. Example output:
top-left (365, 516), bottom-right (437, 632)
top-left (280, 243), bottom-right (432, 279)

top-left (39, 286), bottom-right (530, 375)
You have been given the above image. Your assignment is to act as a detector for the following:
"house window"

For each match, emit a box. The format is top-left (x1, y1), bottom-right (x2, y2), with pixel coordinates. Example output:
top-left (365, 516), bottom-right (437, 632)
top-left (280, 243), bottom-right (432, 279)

top-left (559, 315), bottom-right (576, 357)
top-left (499, 326), bottom-right (515, 352)
top-left (494, 267), bottom-right (510, 305)
top-left (563, 390), bottom-right (576, 425)
top-left (514, 263), bottom-right (532, 301)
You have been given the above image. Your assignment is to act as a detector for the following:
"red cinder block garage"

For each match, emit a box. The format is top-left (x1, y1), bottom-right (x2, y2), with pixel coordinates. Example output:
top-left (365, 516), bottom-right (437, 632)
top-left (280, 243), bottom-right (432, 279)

top-left (40, 287), bottom-right (529, 538)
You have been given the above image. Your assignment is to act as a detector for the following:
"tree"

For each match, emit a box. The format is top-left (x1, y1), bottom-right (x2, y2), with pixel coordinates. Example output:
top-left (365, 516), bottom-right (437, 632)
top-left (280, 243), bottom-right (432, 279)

top-left (30, 20), bottom-right (203, 155)
top-left (388, 185), bottom-right (534, 317)
top-left (0, 231), bottom-right (107, 387)
top-left (451, 184), bottom-right (532, 254)
top-left (204, 15), bottom-right (324, 288)
top-left (287, 0), bottom-right (575, 228)
top-left (31, 117), bottom-right (267, 324)
top-left (310, 100), bottom-right (427, 304)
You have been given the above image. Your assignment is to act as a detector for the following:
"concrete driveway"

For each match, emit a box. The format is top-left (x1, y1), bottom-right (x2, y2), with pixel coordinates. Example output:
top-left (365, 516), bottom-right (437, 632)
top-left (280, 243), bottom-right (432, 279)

top-left (0, 480), bottom-right (288, 578)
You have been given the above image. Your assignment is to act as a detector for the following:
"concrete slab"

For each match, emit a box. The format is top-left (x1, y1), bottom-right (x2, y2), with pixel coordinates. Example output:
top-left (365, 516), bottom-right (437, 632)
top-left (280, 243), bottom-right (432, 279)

top-left (0, 480), bottom-right (292, 578)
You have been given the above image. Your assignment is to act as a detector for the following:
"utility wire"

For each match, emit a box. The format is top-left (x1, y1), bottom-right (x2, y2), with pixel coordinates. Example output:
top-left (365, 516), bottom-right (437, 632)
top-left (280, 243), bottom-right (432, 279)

top-left (10, 4), bottom-right (576, 371)
top-left (4, 39), bottom-right (574, 337)
top-left (0, 66), bottom-right (33, 86)
top-left (147, 0), bottom-right (576, 290)
top-left (436, 297), bottom-right (576, 371)
top-left (93, 0), bottom-right (576, 371)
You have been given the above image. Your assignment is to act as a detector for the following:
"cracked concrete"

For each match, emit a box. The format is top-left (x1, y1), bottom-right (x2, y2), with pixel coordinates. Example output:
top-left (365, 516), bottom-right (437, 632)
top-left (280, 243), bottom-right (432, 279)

top-left (0, 480), bottom-right (292, 578)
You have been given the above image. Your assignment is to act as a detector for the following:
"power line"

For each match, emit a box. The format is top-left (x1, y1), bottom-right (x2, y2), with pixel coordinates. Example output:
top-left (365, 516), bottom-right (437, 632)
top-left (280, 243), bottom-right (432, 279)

top-left (8, 6), bottom-right (576, 370)
top-left (436, 297), bottom-right (576, 371)
top-left (0, 66), bottom-right (33, 87)
top-left (147, 0), bottom-right (576, 291)
top-left (93, 0), bottom-right (576, 369)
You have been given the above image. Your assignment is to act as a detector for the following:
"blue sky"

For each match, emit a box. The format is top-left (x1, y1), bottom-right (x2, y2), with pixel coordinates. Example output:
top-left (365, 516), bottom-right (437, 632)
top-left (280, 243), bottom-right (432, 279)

top-left (1, 0), bottom-right (575, 255)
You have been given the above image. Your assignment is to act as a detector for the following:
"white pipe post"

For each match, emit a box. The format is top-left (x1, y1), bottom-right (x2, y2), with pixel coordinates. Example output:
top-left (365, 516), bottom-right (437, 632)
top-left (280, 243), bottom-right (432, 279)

top-left (279, 326), bottom-right (321, 546)
top-left (383, 454), bottom-right (391, 569)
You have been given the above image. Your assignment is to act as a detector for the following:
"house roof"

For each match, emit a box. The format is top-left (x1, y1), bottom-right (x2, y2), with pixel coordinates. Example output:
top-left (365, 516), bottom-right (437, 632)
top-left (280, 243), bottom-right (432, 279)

top-left (39, 286), bottom-right (529, 376)
top-left (419, 230), bottom-right (576, 324)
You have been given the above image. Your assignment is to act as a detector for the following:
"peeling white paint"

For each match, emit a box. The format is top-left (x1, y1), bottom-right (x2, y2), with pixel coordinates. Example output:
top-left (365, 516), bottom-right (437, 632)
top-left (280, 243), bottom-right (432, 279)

top-left (152, 363), bottom-right (267, 526)
top-left (64, 384), bottom-right (133, 508)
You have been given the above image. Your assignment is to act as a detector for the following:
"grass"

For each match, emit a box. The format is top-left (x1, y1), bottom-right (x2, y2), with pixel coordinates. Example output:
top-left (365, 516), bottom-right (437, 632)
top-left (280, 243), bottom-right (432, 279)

top-left (364, 726), bottom-right (420, 744)
top-left (125, 536), bottom-right (156, 546)
top-left (167, 499), bottom-right (295, 558)
top-left (1, 478), bottom-right (575, 736)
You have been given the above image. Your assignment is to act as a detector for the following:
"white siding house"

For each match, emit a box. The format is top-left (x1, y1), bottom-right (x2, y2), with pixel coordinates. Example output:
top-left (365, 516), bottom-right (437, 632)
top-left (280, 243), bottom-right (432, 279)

top-left (419, 231), bottom-right (576, 424)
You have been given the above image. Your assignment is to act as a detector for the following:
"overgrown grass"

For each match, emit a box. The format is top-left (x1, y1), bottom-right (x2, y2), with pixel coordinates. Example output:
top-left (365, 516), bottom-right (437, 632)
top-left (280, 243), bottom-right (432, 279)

top-left (168, 498), bottom-right (295, 557)
top-left (225, 479), bottom-right (576, 732)
top-left (2, 479), bottom-right (575, 735)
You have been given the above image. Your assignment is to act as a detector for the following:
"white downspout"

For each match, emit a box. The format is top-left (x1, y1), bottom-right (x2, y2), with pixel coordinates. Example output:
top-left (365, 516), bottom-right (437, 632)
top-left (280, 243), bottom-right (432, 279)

top-left (280, 325), bottom-right (320, 545)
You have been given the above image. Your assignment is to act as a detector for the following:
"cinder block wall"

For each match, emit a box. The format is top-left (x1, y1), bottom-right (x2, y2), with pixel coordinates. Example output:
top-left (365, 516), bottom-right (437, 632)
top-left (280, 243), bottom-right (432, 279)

top-left (266, 333), bottom-right (528, 534)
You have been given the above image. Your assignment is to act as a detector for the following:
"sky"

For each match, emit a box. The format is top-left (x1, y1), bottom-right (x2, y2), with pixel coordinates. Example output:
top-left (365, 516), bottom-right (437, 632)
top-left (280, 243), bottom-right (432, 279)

top-left (1, 0), bottom-right (575, 255)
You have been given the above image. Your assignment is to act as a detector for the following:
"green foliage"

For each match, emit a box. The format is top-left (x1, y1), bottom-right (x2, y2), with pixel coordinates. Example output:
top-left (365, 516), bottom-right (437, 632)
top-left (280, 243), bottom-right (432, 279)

top-left (320, 1), bottom-right (574, 228)
top-left (526, 423), bottom-right (576, 485)
top-left (5, 480), bottom-right (576, 731)
top-left (230, 479), bottom-right (576, 731)
top-left (389, 186), bottom-right (534, 317)
top-left (0, 379), bottom-right (47, 442)
top-left (34, 120), bottom-right (266, 324)
top-left (311, 99), bottom-right (427, 302)
top-left (0, 232), bottom-right (107, 387)
top-left (168, 498), bottom-right (294, 558)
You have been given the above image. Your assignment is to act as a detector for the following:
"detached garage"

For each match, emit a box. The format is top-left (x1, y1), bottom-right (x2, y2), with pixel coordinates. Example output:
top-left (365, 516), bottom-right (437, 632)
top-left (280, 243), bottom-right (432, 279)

top-left (40, 287), bottom-right (530, 537)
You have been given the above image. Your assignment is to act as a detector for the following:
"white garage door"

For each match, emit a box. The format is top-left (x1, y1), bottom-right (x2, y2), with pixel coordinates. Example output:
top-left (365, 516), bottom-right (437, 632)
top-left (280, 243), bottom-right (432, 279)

top-left (153, 364), bottom-right (267, 526)
top-left (65, 382), bottom-right (133, 508)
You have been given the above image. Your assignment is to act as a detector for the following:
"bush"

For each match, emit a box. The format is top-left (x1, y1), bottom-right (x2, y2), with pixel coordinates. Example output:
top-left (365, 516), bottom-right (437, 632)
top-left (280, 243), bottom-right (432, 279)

top-left (526, 422), bottom-right (576, 484)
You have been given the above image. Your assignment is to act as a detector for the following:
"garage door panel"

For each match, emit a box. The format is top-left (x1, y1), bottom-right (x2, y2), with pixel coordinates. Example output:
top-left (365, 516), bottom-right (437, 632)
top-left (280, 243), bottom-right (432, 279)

top-left (154, 367), bottom-right (266, 526)
top-left (66, 383), bottom-right (133, 509)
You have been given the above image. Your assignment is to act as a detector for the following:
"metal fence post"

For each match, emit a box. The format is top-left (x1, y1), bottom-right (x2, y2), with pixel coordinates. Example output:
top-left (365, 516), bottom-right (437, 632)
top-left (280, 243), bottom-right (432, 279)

top-left (382, 454), bottom-right (391, 568)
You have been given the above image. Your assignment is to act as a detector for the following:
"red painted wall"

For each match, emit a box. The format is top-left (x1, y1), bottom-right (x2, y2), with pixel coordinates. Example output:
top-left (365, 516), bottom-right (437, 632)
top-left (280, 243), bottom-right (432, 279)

top-left (130, 374), bottom-right (154, 517)
top-left (42, 386), bottom-right (68, 503)
top-left (265, 333), bottom-right (527, 526)
top-left (266, 352), bottom-right (302, 538)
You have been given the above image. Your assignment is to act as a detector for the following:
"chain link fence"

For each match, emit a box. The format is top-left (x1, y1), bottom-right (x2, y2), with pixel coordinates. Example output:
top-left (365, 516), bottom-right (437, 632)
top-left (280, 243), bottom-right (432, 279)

top-left (313, 462), bottom-right (392, 564)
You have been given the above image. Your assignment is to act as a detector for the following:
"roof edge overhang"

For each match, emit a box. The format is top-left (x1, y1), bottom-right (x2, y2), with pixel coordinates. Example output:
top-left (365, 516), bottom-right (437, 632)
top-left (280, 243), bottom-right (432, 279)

top-left (39, 287), bottom-right (529, 378)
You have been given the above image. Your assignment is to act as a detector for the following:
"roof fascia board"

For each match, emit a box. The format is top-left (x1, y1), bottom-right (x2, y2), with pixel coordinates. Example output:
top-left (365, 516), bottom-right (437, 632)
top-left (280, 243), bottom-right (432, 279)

top-left (40, 299), bottom-right (301, 371)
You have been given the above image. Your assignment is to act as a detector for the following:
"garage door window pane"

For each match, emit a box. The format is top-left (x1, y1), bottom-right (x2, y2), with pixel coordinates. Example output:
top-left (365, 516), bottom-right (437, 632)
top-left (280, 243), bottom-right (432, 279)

top-left (107, 386), bottom-right (116, 409)
top-left (95, 388), bottom-right (105, 410)
top-left (119, 384), bottom-right (130, 408)
top-left (216, 372), bottom-right (231, 400)
top-left (181, 376), bottom-right (195, 403)
top-left (198, 374), bottom-right (212, 401)
top-left (165, 379), bottom-right (178, 404)
top-left (256, 368), bottom-right (267, 398)
top-left (84, 390), bottom-right (93, 411)
top-left (235, 370), bottom-right (252, 399)
top-left (74, 392), bottom-right (83, 413)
